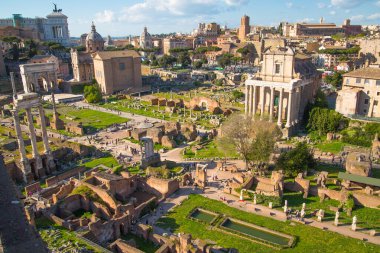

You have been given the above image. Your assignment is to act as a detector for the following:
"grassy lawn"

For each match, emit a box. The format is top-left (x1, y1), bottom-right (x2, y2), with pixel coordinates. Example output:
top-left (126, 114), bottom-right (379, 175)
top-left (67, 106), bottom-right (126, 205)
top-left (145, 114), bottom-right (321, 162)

top-left (156, 194), bottom-right (380, 253)
top-left (282, 191), bottom-right (380, 229)
top-left (100, 98), bottom-right (223, 129)
top-left (82, 156), bottom-right (119, 169)
top-left (122, 234), bottom-right (159, 253)
top-left (315, 141), bottom-right (345, 154)
top-left (36, 217), bottom-right (101, 253)
top-left (183, 140), bottom-right (238, 159)
top-left (53, 105), bottom-right (129, 134)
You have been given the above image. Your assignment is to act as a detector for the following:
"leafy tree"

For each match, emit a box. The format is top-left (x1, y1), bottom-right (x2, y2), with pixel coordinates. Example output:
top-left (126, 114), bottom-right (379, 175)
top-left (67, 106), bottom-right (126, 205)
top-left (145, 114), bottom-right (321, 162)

top-left (124, 44), bottom-right (135, 50)
top-left (217, 114), bottom-right (280, 169)
top-left (303, 89), bottom-right (328, 125)
top-left (193, 61), bottom-right (203, 69)
top-left (158, 54), bottom-right (176, 68)
top-left (217, 53), bottom-right (233, 68)
top-left (231, 90), bottom-right (244, 101)
top-left (307, 107), bottom-right (345, 135)
top-left (177, 52), bottom-right (191, 67)
top-left (324, 71), bottom-right (345, 87)
top-left (25, 39), bottom-right (38, 58)
top-left (84, 84), bottom-right (102, 103)
top-left (169, 47), bottom-right (192, 53)
top-left (277, 142), bottom-right (316, 177)
top-left (195, 46), bottom-right (221, 54)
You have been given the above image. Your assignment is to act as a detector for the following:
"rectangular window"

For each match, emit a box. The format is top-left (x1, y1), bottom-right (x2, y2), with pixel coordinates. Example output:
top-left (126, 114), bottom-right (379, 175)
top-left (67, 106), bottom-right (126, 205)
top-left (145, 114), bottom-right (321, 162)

top-left (374, 100), bottom-right (378, 106)
top-left (377, 80), bottom-right (380, 86)
top-left (356, 78), bottom-right (361, 84)
top-left (346, 79), bottom-right (350, 85)
top-left (377, 92), bottom-right (380, 96)
top-left (364, 99), bottom-right (369, 105)
top-left (367, 91), bottom-right (370, 95)
top-left (275, 64), bottom-right (281, 74)
top-left (365, 79), bottom-right (370, 84)
top-left (119, 63), bottom-right (125, 70)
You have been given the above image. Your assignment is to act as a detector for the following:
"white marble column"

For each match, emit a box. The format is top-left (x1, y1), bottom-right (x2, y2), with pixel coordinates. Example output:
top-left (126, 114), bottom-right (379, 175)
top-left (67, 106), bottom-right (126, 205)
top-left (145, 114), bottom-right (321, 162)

top-left (277, 88), bottom-right (284, 127)
top-left (26, 108), bottom-right (43, 176)
top-left (293, 88), bottom-right (300, 125)
top-left (286, 90), bottom-right (293, 128)
top-left (248, 85), bottom-right (253, 115)
top-left (38, 106), bottom-right (50, 154)
top-left (260, 86), bottom-right (265, 119)
top-left (252, 85), bottom-right (257, 118)
top-left (269, 87), bottom-right (275, 122)
top-left (13, 109), bottom-right (31, 182)
top-left (245, 85), bottom-right (248, 115)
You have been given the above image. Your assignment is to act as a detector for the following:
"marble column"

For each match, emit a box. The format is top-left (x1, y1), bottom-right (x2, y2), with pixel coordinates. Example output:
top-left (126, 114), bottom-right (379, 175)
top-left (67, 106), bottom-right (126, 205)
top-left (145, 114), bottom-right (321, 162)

top-left (252, 85), bottom-right (257, 118)
top-left (293, 88), bottom-right (300, 125)
top-left (248, 85), bottom-right (253, 115)
top-left (260, 86), bottom-right (265, 119)
top-left (269, 87), bottom-right (275, 122)
top-left (245, 85), bottom-right (248, 115)
top-left (277, 88), bottom-right (284, 127)
top-left (26, 108), bottom-right (43, 175)
top-left (12, 109), bottom-right (31, 182)
top-left (286, 90), bottom-right (294, 128)
top-left (38, 106), bottom-right (50, 154)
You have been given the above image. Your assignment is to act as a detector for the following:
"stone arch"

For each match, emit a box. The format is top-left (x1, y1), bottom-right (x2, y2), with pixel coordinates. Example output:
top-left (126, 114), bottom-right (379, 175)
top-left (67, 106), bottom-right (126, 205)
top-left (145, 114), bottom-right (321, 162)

top-left (19, 62), bottom-right (58, 94)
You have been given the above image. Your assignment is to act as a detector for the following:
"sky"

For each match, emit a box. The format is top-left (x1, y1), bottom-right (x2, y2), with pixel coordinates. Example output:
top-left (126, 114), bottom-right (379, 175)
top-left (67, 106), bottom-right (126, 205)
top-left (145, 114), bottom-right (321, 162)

top-left (1, 0), bottom-right (380, 37)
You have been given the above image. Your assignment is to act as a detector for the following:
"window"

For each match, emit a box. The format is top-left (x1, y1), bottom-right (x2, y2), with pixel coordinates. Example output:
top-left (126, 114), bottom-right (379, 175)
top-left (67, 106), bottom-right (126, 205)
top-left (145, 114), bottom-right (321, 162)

top-left (377, 92), bottom-right (380, 96)
top-left (275, 64), bottom-right (281, 74)
top-left (356, 78), bottom-right (361, 84)
top-left (119, 63), bottom-right (125, 70)
top-left (375, 100), bottom-right (378, 106)
top-left (365, 79), bottom-right (370, 84)
top-left (377, 80), bottom-right (380, 86)
top-left (364, 109), bottom-right (367, 113)
top-left (367, 91), bottom-right (370, 95)
top-left (346, 79), bottom-right (350, 85)
top-left (364, 99), bottom-right (369, 105)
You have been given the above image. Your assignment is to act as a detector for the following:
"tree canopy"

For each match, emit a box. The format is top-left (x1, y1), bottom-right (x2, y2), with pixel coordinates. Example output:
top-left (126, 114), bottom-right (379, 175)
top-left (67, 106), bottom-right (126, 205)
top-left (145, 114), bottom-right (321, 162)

top-left (324, 71), bottom-right (346, 87)
top-left (217, 114), bottom-right (281, 169)
top-left (158, 54), bottom-right (177, 68)
top-left (307, 107), bottom-right (346, 135)
top-left (277, 142), bottom-right (316, 177)
top-left (84, 84), bottom-right (102, 103)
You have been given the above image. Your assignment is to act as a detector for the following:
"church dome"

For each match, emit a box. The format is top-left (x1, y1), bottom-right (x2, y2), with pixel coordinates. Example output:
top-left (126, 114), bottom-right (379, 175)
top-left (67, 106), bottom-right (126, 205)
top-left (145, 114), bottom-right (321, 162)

top-left (86, 22), bottom-right (104, 42)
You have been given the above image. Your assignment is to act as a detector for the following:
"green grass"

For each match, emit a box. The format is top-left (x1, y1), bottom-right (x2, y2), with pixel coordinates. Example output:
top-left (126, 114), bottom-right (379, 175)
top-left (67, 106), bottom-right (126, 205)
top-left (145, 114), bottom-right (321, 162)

top-left (282, 191), bottom-right (380, 230)
top-left (183, 140), bottom-right (238, 159)
top-left (122, 234), bottom-right (159, 253)
top-left (73, 209), bottom-right (93, 219)
top-left (55, 105), bottom-right (129, 134)
top-left (36, 217), bottom-right (101, 253)
top-left (82, 156), bottom-right (119, 169)
top-left (315, 141), bottom-right (345, 154)
top-left (156, 194), bottom-right (380, 253)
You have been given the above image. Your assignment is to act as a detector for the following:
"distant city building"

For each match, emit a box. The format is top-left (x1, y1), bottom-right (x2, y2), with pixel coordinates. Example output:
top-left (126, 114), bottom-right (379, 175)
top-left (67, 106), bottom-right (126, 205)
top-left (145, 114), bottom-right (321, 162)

top-left (336, 65), bottom-right (380, 117)
top-left (140, 27), bottom-right (152, 49)
top-left (85, 22), bottom-right (104, 53)
top-left (238, 15), bottom-right (250, 41)
top-left (71, 22), bottom-right (104, 82)
top-left (245, 46), bottom-right (320, 136)
top-left (0, 4), bottom-right (70, 45)
top-left (163, 37), bottom-right (194, 55)
top-left (105, 35), bottom-right (114, 47)
top-left (282, 18), bottom-right (361, 37)
top-left (93, 50), bottom-right (142, 95)
top-left (80, 33), bottom-right (88, 46)
top-left (192, 22), bottom-right (220, 44)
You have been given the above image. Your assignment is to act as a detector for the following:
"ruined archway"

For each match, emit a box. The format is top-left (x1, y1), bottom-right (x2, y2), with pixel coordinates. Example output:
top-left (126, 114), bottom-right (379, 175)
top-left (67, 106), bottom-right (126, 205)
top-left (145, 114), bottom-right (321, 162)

top-left (20, 62), bottom-right (58, 94)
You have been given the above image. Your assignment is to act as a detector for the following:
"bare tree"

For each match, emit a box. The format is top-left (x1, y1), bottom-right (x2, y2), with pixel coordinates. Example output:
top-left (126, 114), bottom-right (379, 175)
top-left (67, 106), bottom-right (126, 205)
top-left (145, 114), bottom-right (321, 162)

top-left (217, 114), bottom-right (281, 170)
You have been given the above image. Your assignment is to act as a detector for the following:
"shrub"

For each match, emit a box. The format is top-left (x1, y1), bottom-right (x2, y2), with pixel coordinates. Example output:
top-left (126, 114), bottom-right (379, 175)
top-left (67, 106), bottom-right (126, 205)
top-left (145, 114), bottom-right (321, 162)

top-left (84, 84), bottom-right (102, 103)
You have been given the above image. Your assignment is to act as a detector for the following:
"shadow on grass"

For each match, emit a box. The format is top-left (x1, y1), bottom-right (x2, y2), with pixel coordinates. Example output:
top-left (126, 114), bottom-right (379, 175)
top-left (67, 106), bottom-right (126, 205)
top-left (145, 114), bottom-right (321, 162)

top-left (155, 216), bottom-right (180, 232)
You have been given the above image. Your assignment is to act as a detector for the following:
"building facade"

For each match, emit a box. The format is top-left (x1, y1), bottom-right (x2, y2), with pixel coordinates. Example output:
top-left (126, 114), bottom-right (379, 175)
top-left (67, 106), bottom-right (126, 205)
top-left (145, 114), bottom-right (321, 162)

top-left (139, 27), bottom-right (152, 49)
top-left (163, 37), bottom-right (194, 55)
top-left (71, 23), bottom-right (104, 82)
top-left (93, 50), bottom-right (142, 95)
top-left (0, 49), bottom-right (6, 77)
top-left (282, 19), bottom-right (361, 37)
top-left (0, 5), bottom-right (70, 45)
top-left (238, 15), bottom-right (250, 41)
top-left (245, 47), bottom-right (320, 136)
top-left (336, 66), bottom-right (380, 117)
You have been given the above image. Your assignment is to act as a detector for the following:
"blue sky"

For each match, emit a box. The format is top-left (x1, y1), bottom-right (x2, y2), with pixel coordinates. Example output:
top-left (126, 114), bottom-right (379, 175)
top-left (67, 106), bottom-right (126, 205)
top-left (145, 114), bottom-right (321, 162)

top-left (2, 0), bottom-right (380, 37)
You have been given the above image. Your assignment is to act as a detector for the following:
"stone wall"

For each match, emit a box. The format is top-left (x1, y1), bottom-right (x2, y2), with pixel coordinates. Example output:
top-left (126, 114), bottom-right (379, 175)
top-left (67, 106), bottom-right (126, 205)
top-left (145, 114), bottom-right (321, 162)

top-left (52, 181), bottom-right (76, 204)
top-left (146, 177), bottom-right (179, 199)
top-left (110, 239), bottom-right (145, 253)
top-left (45, 166), bottom-right (87, 187)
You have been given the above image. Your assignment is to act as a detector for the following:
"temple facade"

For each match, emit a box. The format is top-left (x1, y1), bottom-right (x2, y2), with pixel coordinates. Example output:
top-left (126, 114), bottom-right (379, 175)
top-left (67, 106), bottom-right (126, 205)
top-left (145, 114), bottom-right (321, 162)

top-left (245, 46), bottom-right (320, 136)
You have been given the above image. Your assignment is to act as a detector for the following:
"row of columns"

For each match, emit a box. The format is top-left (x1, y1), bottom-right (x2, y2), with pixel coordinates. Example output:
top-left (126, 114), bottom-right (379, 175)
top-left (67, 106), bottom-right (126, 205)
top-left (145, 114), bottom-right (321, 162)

top-left (12, 105), bottom-right (53, 182)
top-left (245, 85), bottom-right (301, 128)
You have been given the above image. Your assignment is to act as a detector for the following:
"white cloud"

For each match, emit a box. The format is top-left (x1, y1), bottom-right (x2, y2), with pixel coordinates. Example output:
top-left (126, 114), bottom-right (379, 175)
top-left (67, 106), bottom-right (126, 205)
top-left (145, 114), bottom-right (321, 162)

top-left (317, 2), bottom-right (326, 8)
top-left (376, 0), bottom-right (380, 6)
top-left (95, 10), bottom-right (115, 23)
top-left (297, 18), bottom-right (315, 23)
top-left (331, 0), bottom-right (371, 8)
top-left (286, 2), bottom-right (293, 8)
top-left (117, 0), bottom-right (246, 23)
top-left (368, 13), bottom-right (380, 20)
